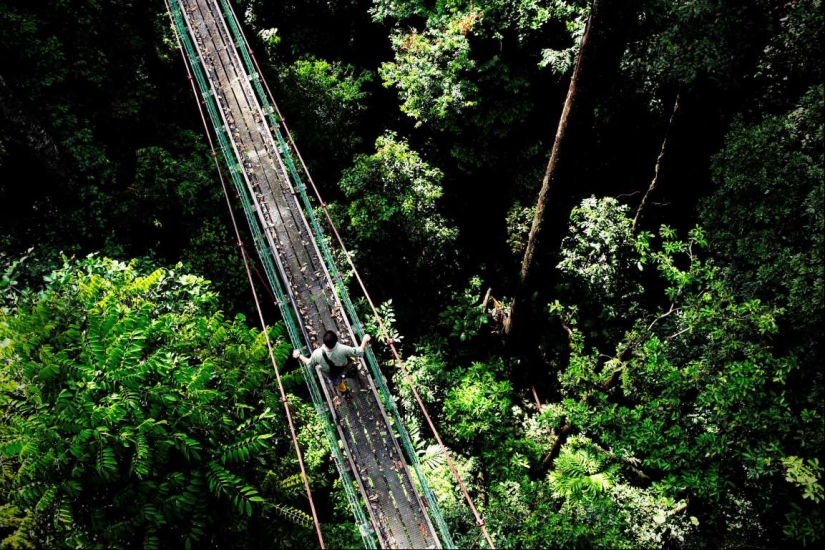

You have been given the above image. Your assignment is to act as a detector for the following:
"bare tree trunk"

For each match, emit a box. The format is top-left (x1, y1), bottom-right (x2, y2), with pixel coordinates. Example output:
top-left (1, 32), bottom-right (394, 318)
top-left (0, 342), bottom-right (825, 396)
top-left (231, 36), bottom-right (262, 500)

top-left (633, 93), bottom-right (682, 231)
top-left (504, 0), bottom-right (638, 341)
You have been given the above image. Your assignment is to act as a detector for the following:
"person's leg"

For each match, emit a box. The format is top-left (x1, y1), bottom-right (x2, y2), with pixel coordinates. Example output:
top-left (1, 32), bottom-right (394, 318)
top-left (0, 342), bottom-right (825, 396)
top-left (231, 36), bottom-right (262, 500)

top-left (328, 365), bottom-right (343, 383)
top-left (330, 365), bottom-right (348, 392)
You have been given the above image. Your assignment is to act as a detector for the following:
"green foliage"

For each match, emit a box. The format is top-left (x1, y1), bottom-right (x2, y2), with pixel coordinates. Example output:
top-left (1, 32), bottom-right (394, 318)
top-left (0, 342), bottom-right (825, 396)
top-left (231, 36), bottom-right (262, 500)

top-left (505, 204), bottom-right (536, 257)
top-left (375, 0), bottom-right (588, 83)
top-left (625, 0), bottom-right (776, 94)
top-left (551, 218), bottom-right (824, 547)
top-left (374, 0), bottom-right (585, 172)
top-left (392, 350), bottom-right (449, 418)
top-left (380, 12), bottom-right (480, 126)
top-left (0, 1), bottom-right (171, 250)
top-left (557, 197), bottom-right (644, 331)
top-left (536, 1), bottom-right (588, 73)
top-left (0, 256), bottom-right (312, 548)
top-left (700, 85), bottom-right (824, 352)
top-left (486, 433), bottom-right (698, 549)
top-left (782, 456), bottom-right (824, 504)
top-left (442, 361), bottom-right (513, 449)
top-left (438, 276), bottom-right (489, 342)
top-left (405, 421), bottom-right (476, 511)
top-left (335, 131), bottom-right (457, 273)
top-left (754, 0), bottom-right (824, 111)
top-left (276, 57), bottom-right (373, 165)
top-left (363, 299), bottom-right (403, 348)
top-left (0, 2), bottom-right (248, 312)
top-left (0, 250), bottom-right (32, 308)
top-left (2, 0), bottom-right (822, 547)
top-left (550, 438), bottom-right (617, 500)
top-left (0, 503), bottom-right (34, 549)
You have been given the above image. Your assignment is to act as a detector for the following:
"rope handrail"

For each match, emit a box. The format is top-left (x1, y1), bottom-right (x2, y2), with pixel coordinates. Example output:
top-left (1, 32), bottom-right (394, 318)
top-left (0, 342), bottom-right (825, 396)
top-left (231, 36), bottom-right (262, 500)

top-left (218, 3), bottom-right (495, 547)
top-left (211, 3), bottom-right (462, 548)
top-left (162, 0), bottom-right (325, 546)
top-left (165, 2), bottom-right (378, 548)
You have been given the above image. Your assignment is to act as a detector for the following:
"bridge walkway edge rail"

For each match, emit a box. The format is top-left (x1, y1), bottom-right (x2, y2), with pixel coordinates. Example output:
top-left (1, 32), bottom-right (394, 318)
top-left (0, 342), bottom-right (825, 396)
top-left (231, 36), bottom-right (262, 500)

top-left (169, 1), bottom-right (451, 548)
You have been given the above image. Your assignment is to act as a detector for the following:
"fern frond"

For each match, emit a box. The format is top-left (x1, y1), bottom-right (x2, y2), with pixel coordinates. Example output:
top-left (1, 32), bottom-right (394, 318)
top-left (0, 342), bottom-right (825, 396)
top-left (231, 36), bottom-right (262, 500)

top-left (33, 485), bottom-right (57, 513)
top-left (100, 304), bottom-right (123, 339)
top-left (219, 434), bottom-right (273, 465)
top-left (146, 351), bottom-right (174, 375)
top-left (112, 333), bottom-right (147, 374)
top-left (556, 447), bottom-right (601, 477)
top-left (272, 503), bottom-right (312, 528)
top-left (105, 341), bottom-right (126, 375)
top-left (208, 327), bottom-right (227, 348)
top-left (16, 482), bottom-right (47, 508)
top-left (206, 462), bottom-right (263, 516)
top-left (130, 268), bottom-right (165, 297)
top-left (278, 472), bottom-right (305, 491)
top-left (85, 328), bottom-right (107, 371)
top-left (174, 472), bottom-right (205, 513)
top-left (56, 500), bottom-right (73, 526)
top-left (183, 509), bottom-right (209, 549)
top-left (235, 407), bottom-right (274, 435)
top-left (18, 448), bottom-right (57, 482)
top-left (171, 433), bottom-right (202, 462)
top-left (587, 472), bottom-right (614, 493)
top-left (96, 442), bottom-right (118, 480)
top-left (143, 531), bottom-right (159, 550)
top-left (186, 364), bottom-right (213, 394)
top-left (0, 437), bottom-right (24, 458)
top-left (0, 504), bottom-right (35, 549)
top-left (418, 444), bottom-right (445, 474)
top-left (130, 433), bottom-right (151, 479)
top-left (61, 479), bottom-right (82, 497)
top-left (275, 472), bottom-right (308, 497)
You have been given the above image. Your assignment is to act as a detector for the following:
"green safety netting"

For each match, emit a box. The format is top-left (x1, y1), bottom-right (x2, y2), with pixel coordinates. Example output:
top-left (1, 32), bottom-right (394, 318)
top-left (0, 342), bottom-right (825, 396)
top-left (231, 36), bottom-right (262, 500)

top-left (168, 1), bottom-right (455, 548)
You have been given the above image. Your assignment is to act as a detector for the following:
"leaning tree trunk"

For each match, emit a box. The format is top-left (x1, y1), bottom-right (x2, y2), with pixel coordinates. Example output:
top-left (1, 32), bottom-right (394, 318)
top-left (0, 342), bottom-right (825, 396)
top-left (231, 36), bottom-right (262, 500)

top-left (504, 0), bottom-right (639, 342)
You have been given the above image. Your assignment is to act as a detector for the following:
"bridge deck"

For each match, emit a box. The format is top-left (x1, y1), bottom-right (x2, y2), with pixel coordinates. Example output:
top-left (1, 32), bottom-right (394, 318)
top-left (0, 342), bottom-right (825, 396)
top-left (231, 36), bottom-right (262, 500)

top-left (175, 1), bottom-right (439, 547)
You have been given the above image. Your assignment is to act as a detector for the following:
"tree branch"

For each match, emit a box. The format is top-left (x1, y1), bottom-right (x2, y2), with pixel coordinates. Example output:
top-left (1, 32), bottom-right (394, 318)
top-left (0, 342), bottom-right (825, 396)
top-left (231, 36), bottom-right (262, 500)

top-left (634, 93), bottom-right (682, 231)
top-left (648, 303), bottom-right (678, 331)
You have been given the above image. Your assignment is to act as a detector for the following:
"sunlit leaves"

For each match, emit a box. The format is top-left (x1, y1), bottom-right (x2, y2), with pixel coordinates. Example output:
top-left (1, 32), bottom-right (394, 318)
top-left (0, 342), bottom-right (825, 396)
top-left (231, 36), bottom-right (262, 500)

top-left (551, 209), bottom-right (822, 546)
top-left (558, 197), bottom-right (642, 303)
top-left (443, 361), bottom-right (513, 442)
top-left (378, 1), bottom-right (587, 128)
top-left (782, 456), bottom-right (824, 504)
top-left (549, 438), bottom-right (617, 499)
top-left (0, 256), bottom-right (302, 548)
top-left (337, 131), bottom-right (457, 266)
top-left (438, 276), bottom-right (489, 342)
top-left (381, 15), bottom-right (480, 125)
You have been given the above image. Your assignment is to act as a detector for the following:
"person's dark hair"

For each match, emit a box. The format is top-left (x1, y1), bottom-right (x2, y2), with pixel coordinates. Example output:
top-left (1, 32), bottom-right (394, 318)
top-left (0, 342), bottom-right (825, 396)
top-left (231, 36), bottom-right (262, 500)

top-left (322, 330), bottom-right (338, 349)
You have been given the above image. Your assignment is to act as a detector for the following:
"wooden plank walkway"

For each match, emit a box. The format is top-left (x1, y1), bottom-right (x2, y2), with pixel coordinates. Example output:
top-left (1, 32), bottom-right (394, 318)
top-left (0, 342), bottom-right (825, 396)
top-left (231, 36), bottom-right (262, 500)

top-left (175, 1), bottom-right (440, 547)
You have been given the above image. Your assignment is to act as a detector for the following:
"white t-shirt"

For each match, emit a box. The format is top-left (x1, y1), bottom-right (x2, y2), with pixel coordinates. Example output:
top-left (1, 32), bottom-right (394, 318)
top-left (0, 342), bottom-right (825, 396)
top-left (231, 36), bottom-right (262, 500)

top-left (308, 342), bottom-right (363, 368)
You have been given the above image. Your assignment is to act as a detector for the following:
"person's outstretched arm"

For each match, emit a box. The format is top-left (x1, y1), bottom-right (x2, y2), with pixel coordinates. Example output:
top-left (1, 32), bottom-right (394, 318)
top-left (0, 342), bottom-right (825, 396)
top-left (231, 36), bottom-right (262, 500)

top-left (358, 334), bottom-right (371, 352)
top-left (292, 349), bottom-right (310, 365)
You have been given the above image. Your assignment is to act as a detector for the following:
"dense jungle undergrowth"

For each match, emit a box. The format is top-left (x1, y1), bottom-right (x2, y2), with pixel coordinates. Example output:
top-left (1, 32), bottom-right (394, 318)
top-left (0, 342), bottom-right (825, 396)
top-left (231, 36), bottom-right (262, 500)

top-left (1, 0), bottom-right (822, 548)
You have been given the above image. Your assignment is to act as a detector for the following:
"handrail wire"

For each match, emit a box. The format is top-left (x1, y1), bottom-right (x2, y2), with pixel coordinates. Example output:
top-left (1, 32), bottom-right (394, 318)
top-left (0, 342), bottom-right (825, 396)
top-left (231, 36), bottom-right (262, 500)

top-left (213, 2), bottom-right (455, 548)
top-left (166, 1), bottom-right (382, 546)
top-left (219, 3), bottom-right (495, 547)
top-left (168, 0), bottom-right (380, 545)
top-left (162, 1), bottom-right (325, 546)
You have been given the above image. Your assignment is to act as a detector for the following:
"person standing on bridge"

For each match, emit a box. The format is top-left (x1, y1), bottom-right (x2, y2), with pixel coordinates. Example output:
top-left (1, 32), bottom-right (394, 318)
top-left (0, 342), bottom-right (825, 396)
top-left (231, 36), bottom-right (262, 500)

top-left (292, 330), bottom-right (372, 393)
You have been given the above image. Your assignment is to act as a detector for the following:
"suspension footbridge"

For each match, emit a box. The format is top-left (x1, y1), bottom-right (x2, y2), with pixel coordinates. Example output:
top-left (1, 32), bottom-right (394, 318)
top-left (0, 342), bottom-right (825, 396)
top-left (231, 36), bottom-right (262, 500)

top-left (164, 1), bottom-right (480, 548)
